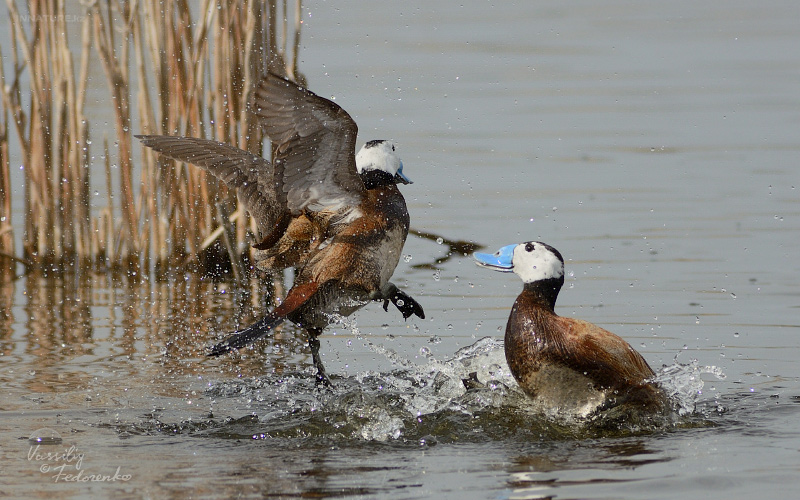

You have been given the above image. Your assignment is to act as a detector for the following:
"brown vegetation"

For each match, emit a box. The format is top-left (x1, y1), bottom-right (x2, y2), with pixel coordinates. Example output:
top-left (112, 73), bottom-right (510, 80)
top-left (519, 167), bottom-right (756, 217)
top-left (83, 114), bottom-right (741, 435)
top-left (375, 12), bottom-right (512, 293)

top-left (0, 0), bottom-right (303, 279)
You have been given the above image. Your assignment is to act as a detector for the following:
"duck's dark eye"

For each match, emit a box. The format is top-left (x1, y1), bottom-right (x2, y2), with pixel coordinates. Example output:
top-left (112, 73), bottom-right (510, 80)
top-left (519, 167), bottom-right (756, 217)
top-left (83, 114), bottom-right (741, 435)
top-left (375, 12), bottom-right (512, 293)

top-left (391, 144), bottom-right (395, 151)
top-left (525, 242), bottom-right (535, 252)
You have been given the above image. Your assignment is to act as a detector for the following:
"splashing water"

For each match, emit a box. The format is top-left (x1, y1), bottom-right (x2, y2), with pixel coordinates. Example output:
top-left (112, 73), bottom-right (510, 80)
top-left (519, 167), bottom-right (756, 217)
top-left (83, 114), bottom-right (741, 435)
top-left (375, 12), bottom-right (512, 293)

top-left (652, 355), bottom-right (726, 416)
top-left (205, 337), bottom-right (533, 443)
top-left (201, 337), bottom-right (724, 444)
top-left (357, 337), bottom-right (515, 419)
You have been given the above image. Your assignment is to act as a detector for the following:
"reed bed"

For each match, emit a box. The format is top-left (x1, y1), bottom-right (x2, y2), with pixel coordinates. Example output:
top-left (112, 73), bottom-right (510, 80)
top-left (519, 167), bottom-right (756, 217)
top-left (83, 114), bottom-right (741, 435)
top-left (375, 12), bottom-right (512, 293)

top-left (0, 0), bottom-right (303, 279)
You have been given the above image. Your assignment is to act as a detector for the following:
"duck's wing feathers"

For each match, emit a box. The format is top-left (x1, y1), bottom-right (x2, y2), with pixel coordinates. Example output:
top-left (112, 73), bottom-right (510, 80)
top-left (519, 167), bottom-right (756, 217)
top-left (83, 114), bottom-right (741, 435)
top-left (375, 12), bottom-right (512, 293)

top-left (249, 72), bottom-right (365, 213)
top-left (135, 135), bottom-right (286, 243)
top-left (555, 317), bottom-right (656, 386)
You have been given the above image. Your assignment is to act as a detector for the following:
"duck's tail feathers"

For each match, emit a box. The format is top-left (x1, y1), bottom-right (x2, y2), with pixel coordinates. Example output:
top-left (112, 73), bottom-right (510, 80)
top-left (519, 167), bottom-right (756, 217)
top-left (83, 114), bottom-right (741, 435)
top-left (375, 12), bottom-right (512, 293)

top-left (207, 313), bottom-right (285, 356)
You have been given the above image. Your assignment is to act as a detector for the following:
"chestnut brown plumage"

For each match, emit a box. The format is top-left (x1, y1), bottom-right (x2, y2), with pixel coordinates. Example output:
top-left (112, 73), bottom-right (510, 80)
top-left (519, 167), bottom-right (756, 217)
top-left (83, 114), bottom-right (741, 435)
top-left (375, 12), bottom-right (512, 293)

top-left (137, 73), bottom-right (423, 385)
top-left (475, 241), bottom-right (666, 419)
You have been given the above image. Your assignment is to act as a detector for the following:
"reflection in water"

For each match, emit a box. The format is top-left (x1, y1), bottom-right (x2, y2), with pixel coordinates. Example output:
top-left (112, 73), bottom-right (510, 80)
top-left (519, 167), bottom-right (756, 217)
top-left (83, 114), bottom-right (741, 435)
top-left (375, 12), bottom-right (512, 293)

top-left (409, 228), bottom-right (484, 270)
top-left (0, 278), bottom-right (14, 356)
top-left (0, 271), bottom-right (310, 408)
top-left (505, 439), bottom-right (670, 499)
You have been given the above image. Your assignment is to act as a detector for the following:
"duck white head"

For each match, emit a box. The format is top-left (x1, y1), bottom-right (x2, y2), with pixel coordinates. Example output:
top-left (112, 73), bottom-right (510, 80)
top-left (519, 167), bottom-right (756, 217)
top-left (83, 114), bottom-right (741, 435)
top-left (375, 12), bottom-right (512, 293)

top-left (355, 140), bottom-right (412, 184)
top-left (474, 241), bottom-right (564, 284)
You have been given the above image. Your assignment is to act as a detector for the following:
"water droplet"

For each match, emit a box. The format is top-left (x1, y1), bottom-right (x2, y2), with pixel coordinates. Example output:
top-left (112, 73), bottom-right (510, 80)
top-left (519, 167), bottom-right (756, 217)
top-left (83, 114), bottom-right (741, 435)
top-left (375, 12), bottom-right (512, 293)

top-left (432, 271), bottom-right (440, 282)
top-left (733, 332), bottom-right (739, 338)
top-left (419, 435), bottom-right (437, 446)
top-left (435, 237), bottom-right (444, 245)
top-left (403, 254), bottom-right (412, 262)
top-left (28, 428), bottom-right (62, 445)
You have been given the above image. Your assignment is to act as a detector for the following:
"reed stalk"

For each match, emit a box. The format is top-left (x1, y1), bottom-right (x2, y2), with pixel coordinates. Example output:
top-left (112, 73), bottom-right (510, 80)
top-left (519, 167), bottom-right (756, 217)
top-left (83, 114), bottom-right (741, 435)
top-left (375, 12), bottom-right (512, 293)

top-left (0, 0), bottom-right (303, 277)
top-left (0, 45), bottom-right (12, 273)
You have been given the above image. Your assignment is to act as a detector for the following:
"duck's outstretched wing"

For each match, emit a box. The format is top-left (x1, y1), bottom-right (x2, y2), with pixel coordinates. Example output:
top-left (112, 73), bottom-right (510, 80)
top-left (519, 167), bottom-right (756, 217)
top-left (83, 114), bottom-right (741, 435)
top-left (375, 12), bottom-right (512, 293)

top-left (135, 135), bottom-right (288, 245)
top-left (249, 72), bottom-right (365, 213)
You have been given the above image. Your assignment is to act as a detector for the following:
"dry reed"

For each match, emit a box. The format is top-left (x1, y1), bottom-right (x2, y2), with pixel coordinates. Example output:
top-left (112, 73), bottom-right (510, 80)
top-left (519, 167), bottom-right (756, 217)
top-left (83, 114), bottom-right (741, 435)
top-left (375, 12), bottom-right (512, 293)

top-left (0, 0), bottom-right (303, 279)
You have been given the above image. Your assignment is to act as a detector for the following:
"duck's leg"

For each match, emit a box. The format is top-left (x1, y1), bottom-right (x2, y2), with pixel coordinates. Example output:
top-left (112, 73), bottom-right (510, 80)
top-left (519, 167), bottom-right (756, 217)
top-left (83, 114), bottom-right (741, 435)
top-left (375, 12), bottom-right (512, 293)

top-left (307, 328), bottom-right (331, 387)
top-left (208, 313), bottom-right (284, 356)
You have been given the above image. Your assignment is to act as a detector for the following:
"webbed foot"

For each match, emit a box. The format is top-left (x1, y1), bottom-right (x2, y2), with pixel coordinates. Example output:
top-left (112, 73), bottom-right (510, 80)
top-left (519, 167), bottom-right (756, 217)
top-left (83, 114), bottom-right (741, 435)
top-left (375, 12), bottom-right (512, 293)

top-left (382, 288), bottom-right (425, 320)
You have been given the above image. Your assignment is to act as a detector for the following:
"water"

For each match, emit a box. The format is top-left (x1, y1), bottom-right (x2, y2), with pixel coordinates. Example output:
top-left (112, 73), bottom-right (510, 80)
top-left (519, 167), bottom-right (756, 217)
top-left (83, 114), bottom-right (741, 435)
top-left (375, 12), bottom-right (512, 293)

top-left (2, 0), bottom-right (800, 498)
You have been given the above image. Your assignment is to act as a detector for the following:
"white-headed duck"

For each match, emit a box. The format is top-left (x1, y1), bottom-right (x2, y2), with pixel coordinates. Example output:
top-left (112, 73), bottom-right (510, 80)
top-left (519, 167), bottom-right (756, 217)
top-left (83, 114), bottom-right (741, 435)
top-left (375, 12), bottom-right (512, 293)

top-left (137, 73), bottom-right (423, 385)
top-left (474, 241), bottom-right (666, 420)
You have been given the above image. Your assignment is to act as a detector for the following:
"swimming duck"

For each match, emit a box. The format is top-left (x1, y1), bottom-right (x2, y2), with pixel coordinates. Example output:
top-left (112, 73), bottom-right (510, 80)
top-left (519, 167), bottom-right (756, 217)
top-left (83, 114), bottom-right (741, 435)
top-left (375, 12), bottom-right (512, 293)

top-left (474, 241), bottom-right (666, 419)
top-left (136, 72), bottom-right (424, 385)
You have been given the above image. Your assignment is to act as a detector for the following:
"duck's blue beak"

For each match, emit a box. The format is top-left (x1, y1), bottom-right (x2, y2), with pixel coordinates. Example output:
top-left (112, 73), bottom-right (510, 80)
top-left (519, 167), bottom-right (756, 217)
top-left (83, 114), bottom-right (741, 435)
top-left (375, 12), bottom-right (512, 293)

top-left (474, 244), bottom-right (515, 271)
top-left (394, 162), bottom-right (412, 184)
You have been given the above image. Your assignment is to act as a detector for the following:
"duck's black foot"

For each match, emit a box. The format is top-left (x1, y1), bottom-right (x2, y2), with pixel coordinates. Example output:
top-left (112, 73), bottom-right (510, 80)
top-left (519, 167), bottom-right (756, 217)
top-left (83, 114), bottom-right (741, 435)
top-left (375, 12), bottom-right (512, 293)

top-left (382, 289), bottom-right (425, 320)
top-left (315, 370), bottom-right (332, 388)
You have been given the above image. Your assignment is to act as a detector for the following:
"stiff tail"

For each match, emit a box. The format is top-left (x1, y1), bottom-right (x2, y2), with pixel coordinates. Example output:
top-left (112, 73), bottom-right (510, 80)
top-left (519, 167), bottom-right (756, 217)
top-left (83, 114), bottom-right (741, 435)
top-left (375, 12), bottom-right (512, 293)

top-left (207, 313), bottom-right (285, 356)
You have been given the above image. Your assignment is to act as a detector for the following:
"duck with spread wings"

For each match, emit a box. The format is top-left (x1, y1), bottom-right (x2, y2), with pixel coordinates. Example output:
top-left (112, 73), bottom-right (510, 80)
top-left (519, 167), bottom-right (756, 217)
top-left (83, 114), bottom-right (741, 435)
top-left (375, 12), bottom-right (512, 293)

top-left (136, 72), bottom-right (424, 385)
